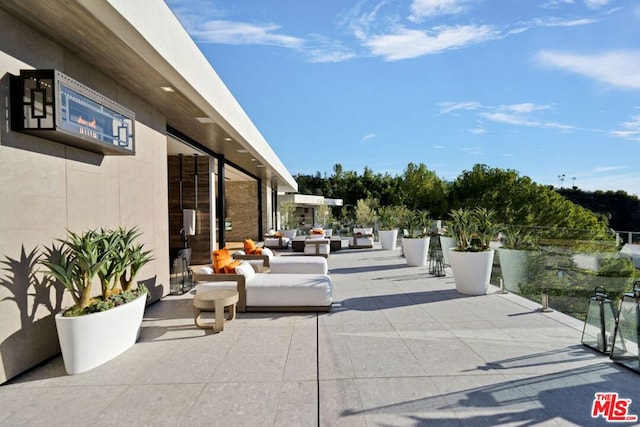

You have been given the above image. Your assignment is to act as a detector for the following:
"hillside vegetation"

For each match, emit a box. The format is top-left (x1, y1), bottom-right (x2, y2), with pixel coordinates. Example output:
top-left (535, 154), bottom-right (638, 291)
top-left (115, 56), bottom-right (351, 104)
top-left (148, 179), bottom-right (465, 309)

top-left (295, 163), bottom-right (610, 237)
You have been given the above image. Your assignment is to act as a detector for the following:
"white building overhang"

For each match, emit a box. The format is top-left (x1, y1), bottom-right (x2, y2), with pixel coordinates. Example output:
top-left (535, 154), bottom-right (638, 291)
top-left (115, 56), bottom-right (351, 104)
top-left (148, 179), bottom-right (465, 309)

top-left (0, 0), bottom-right (297, 192)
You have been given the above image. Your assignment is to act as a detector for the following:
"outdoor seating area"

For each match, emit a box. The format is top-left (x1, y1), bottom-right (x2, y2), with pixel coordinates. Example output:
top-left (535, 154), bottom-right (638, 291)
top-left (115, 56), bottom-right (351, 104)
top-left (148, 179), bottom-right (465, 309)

top-left (3, 241), bottom-right (640, 425)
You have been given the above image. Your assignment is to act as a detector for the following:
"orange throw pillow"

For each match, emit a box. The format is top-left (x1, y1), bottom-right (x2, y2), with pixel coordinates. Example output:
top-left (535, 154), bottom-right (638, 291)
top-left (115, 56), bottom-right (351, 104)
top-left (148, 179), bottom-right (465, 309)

top-left (312, 229), bottom-right (324, 235)
top-left (274, 231), bottom-right (282, 238)
top-left (223, 260), bottom-right (242, 274)
top-left (212, 248), bottom-right (232, 273)
top-left (244, 239), bottom-right (257, 254)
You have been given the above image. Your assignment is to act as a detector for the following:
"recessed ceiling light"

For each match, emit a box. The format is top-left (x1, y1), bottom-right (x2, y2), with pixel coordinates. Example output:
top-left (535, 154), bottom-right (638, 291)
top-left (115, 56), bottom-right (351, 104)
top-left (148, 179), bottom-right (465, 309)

top-left (224, 137), bottom-right (232, 141)
top-left (257, 164), bottom-right (266, 168)
top-left (160, 86), bottom-right (175, 92)
top-left (251, 158), bottom-right (256, 161)
top-left (237, 149), bottom-right (249, 153)
top-left (195, 117), bottom-right (215, 123)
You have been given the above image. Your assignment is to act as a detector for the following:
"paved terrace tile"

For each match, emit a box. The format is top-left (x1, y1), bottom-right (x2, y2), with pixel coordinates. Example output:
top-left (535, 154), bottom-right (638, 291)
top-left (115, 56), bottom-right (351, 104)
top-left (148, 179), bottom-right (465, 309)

top-left (1, 244), bottom-right (639, 426)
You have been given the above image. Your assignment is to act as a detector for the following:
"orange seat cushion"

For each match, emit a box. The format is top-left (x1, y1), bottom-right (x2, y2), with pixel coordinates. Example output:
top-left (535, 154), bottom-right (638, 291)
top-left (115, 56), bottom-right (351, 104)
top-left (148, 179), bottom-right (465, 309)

top-left (244, 239), bottom-right (257, 254)
top-left (212, 248), bottom-right (232, 273)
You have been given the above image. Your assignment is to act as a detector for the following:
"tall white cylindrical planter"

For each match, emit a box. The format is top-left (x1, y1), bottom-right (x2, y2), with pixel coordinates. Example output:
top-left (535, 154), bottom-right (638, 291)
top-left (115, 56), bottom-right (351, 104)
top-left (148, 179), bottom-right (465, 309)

top-left (449, 249), bottom-right (494, 295)
top-left (439, 236), bottom-right (457, 266)
top-left (402, 237), bottom-right (430, 266)
top-left (379, 229), bottom-right (398, 250)
top-left (55, 293), bottom-right (147, 375)
top-left (281, 229), bottom-right (298, 240)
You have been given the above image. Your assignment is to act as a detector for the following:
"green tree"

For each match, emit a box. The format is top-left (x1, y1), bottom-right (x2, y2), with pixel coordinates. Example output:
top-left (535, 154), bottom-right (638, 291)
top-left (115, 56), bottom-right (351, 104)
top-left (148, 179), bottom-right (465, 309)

top-left (399, 162), bottom-right (448, 217)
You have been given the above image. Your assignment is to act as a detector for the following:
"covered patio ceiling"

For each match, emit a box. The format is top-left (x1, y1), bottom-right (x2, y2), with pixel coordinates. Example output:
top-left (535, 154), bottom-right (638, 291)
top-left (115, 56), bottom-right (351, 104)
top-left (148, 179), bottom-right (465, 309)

top-left (0, 0), bottom-right (297, 192)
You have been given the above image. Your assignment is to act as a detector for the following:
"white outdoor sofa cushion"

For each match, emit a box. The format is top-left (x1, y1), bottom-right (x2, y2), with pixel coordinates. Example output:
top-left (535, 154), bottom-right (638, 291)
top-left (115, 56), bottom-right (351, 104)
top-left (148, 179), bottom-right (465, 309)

top-left (264, 236), bottom-right (291, 249)
top-left (193, 265), bottom-right (333, 312)
top-left (233, 249), bottom-right (328, 274)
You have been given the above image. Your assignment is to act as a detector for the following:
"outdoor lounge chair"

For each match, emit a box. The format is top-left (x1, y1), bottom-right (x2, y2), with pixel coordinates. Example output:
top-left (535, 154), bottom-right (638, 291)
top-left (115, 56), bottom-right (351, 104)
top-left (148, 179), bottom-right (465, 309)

top-left (193, 264), bottom-right (333, 312)
top-left (349, 228), bottom-right (374, 249)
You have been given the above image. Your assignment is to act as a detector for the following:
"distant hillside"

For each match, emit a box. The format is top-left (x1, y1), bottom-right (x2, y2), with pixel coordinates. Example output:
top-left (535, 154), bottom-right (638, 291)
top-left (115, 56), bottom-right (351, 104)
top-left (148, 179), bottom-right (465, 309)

top-left (557, 188), bottom-right (640, 232)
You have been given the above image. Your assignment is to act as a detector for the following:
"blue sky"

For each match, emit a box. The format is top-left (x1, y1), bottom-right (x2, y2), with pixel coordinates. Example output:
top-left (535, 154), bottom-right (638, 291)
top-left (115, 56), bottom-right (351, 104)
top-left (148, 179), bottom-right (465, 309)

top-left (165, 0), bottom-right (640, 195)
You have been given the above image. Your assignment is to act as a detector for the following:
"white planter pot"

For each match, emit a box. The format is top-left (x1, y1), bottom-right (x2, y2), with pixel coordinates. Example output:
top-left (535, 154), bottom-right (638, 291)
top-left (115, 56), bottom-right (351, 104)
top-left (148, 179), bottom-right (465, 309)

top-left (439, 236), bottom-right (457, 266)
top-left (449, 249), bottom-right (494, 295)
top-left (498, 248), bottom-right (541, 293)
top-left (55, 293), bottom-right (147, 375)
top-left (280, 229), bottom-right (298, 240)
top-left (402, 237), bottom-right (430, 266)
top-left (379, 229), bottom-right (398, 250)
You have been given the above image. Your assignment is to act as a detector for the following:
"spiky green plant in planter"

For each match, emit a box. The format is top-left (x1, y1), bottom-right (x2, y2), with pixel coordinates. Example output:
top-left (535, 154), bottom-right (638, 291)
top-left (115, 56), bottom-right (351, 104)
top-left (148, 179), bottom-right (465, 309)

top-left (449, 207), bottom-right (499, 252)
top-left (41, 227), bottom-right (153, 317)
top-left (401, 209), bottom-right (431, 238)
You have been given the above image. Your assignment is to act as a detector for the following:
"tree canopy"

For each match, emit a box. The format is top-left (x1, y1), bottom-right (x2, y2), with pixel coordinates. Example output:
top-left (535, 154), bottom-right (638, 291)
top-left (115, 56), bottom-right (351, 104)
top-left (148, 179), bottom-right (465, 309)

top-left (293, 163), bottom-right (611, 235)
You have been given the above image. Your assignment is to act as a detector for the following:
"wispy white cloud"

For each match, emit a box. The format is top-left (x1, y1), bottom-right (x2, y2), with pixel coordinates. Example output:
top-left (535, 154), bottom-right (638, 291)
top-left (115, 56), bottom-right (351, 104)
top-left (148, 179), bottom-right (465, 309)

top-left (542, 0), bottom-right (610, 10)
top-left (584, 0), bottom-right (610, 9)
top-left (191, 20), bottom-right (304, 48)
top-left (361, 133), bottom-right (377, 142)
top-left (541, 0), bottom-right (576, 10)
top-left (439, 101), bottom-right (583, 133)
top-left (535, 50), bottom-right (640, 90)
top-left (169, 4), bottom-right (355, 63)
top-left (363, 25), bottom-right (495, 61)
top-left (610, 114), bottom-right (640, 141)
top-left (460, 147), bottom-right (484, 156)
top-left (468, 127), bottom-right (487, 135)
top-left (507, 15), bottom-right (599, 36)
top-left (433, 145), bottom-right (446, 149)
top-left (478, 102), bottom-right (565, 130)
top-left (408, 0), bottom-right (471, 22)
top-left (594, 166), bottom-right (627, 173)
top-left (502, 103), bottom-right (552, 113)
top-left (437, 101), bottom-right (482, 115)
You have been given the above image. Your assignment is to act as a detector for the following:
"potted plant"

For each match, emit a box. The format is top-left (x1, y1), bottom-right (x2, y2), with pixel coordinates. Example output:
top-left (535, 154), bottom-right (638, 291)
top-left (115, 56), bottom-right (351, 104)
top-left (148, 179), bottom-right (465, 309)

top-left (377, 205), bottom-right (404, 250)
top-left (316, 203), bottom-right (334, 236)
top-left (439, 224), bottom-right (457, 266)
top-left (278, 201), bottom-right (299, 239)
top-left (497, 225), bottom-right (542, 293)
top-left (354, 198), bottom-right (377, 235)
top-left (448, 207), bottom-right (500, 295)
top-left (40, 227), bottom-right (153, 374)
top-left (401, 209), bottom-right (431, 266)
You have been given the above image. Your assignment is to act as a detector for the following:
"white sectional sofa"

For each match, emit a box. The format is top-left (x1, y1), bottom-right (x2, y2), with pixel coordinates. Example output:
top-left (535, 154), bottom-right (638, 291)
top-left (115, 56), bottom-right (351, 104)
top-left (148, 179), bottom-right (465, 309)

top-left (193, 264), bottom-right (333, 312)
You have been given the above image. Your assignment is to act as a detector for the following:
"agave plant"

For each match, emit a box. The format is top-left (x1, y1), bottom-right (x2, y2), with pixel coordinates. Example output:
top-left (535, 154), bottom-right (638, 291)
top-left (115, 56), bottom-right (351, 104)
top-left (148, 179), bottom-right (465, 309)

top-left (401, 209), bottom-right (431, 238)
top-left (41, 230), bottom-right (109, 310)
top-left (97, 227), bottom-right (154, 296)
top-left (449, 208), bottom-right (474, 250)
top-left (120, 241), bottom-right (154, 291)
top-left (448, 207), bottom-right (499, 252)
top-left (474, 207), bottom-right (500, 251)
top-left (41, 227), bottom-right (153, 316)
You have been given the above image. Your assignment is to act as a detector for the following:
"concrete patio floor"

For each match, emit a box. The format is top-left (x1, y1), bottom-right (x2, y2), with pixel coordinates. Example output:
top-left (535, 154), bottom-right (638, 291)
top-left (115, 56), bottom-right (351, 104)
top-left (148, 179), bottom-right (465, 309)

top-left (2, 243), bottom-right (640, 426)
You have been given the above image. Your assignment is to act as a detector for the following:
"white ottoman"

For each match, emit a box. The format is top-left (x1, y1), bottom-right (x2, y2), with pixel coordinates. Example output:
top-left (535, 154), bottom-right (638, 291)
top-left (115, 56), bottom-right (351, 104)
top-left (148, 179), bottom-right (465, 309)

top-left (304, 239), bottom-right (330, 257)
